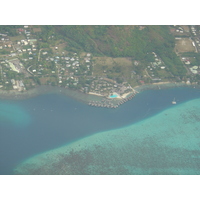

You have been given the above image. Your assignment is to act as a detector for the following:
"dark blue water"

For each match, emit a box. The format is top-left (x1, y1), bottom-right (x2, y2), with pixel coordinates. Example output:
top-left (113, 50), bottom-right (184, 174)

top-left (1, 87), bottom-right (200, 174)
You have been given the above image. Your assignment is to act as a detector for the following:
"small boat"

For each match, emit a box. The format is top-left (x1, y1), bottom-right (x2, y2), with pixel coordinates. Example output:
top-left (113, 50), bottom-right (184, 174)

top-left (172, 98), bottom-right (176, 104)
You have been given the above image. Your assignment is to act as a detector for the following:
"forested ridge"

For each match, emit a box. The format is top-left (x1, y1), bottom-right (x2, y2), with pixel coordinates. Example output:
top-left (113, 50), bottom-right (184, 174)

top-left (45, 25), bottom-right (185, 76)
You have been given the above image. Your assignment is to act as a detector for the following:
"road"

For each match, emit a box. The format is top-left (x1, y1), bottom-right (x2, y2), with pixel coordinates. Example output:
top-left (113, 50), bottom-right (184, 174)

top-left (27, 65), bottom-right (34, 75)
top-left (38, 48), bottom-right (44, 61)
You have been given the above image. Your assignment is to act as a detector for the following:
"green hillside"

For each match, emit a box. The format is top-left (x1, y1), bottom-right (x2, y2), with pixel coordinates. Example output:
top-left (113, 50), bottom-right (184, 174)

top-left (49, 25), bottom-right (185, 76)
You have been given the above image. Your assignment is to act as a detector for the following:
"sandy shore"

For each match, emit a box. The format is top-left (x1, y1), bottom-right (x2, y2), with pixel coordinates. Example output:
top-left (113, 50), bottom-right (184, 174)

top-left (152, 81), bottom-right (171, 85)
top-left (88, 92), bottom-right (104, 97)
top-left (121, 92), bottom-right (134, 98)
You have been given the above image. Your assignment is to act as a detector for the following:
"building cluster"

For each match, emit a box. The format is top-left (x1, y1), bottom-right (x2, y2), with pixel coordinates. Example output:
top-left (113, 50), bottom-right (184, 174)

top-left (11, 79), bottom-right (26, 91)
top-left (174, 26), bottom-right (184, 34)
top-left (0, 33), bottom-right (13, 51)
top-left (146, 52), bottom-right (166, 81)
top-left (88, 77), bottom-right (132, 97)
top-left (0, 59), bottom-right (26, 91)
top-left (2, 25), bottom-right (200, 99)
top-left (191, 26), bottom-right (198, 36)
top-left (89, 78), bottom-right (117, 96)
top-left (50, 53), bottom-right (92, 86)
top-left (190, 26), bottom-right (200, 52)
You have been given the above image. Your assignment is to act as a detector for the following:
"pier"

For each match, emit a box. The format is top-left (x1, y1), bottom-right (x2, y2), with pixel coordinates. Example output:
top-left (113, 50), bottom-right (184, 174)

top-left (88, 91), bottom-right (137, 109)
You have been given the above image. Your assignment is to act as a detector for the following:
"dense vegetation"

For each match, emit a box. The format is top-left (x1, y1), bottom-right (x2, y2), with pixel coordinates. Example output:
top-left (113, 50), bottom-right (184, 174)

top-left (0, 25), bottom-right (22, 36)
top-left (43, 25), bottom-right (185, 76)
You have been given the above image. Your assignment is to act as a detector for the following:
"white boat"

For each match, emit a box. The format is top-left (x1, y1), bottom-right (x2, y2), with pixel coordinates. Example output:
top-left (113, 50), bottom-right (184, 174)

top-left (172, 98), bottom-right (176, 104)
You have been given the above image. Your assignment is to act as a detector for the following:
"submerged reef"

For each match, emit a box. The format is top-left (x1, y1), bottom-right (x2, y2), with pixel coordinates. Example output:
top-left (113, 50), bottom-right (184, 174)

top-left (14, 98), bottom-right (200, 175)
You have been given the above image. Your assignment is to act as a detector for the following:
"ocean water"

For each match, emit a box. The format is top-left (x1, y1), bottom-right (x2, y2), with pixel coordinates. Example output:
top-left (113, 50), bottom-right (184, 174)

top-left (1, 87), bottom-right (200, 174)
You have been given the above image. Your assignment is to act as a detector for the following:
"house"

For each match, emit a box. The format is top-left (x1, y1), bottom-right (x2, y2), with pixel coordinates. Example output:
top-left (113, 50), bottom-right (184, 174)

top-left (11, 79), bottom-right (15, 85)
top-left (23, 40), bottom-right (28, 45)
top-left (190, 68), bottom-right (197, 74)
top-left (13, 85), bottom-right (18, 90)
top-left (139, 80), bottom-right (145, 84)
top-left (11, 53), bottom-right (16, 57)
top-left (192, 66), bottom-right (198, 70)
top-left (74, 77), bottom-right (79, 82)
top-left (17, 28), bottom-right (24, 32)
top-left (19, 80), bottom-right (24, 87)
top-left (185, 60), bottom-right (190, 65)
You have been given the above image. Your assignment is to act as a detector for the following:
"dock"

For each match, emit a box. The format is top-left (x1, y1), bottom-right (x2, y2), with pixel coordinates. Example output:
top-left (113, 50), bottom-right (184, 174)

top-left (88, 91), bottom-right (137, 109)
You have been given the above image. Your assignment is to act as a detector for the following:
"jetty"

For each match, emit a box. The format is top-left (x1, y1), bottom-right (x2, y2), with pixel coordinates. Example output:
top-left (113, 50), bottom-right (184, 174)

top-left (88, 91), bottom-right (137, 109)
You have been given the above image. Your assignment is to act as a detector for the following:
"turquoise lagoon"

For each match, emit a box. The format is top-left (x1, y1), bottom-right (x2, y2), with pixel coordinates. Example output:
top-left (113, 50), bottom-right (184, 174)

top-left (14, 95), bottom-right (200, 175)
top-left (1, 87), bottom-right (200, 174)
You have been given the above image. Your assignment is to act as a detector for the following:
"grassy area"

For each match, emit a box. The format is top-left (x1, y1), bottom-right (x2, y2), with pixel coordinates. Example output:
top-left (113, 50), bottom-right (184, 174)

top-left (175, 38), bottom-right (195, 52)
top-left (156, 68), bottom-right (172, 79)
top-left (39, 77), bottom-right (57, 85)
top-left (10, 34), bottom-right (26, 42)
top-left (93, 56), bottom-right (133, 76)
top-left (51, 41), bottom-right (68, 55)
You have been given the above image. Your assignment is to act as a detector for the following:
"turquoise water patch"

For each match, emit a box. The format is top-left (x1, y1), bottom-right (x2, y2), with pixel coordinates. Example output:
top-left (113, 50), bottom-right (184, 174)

top-left (0, 102), bottom-right (31, 127)
top-left (13, 97), bottom-right (200, 175)
top-left (109, 94), bottom-right (118, 98)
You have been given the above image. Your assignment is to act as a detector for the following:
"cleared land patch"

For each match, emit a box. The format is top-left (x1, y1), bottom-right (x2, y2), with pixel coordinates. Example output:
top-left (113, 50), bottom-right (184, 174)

top-left (180, 25), bottom-right (190, 32)
top-left (33, 27), bottom-right (42, 33)
top-left (93, 57), bottom-right (133, 76)
top-left (175, 38), bottom-right (196, 52)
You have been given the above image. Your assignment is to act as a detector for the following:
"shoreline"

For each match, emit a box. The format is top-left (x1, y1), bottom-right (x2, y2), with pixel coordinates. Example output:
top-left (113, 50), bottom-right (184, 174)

top-left (0, 82), bottom-right (198, 105)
